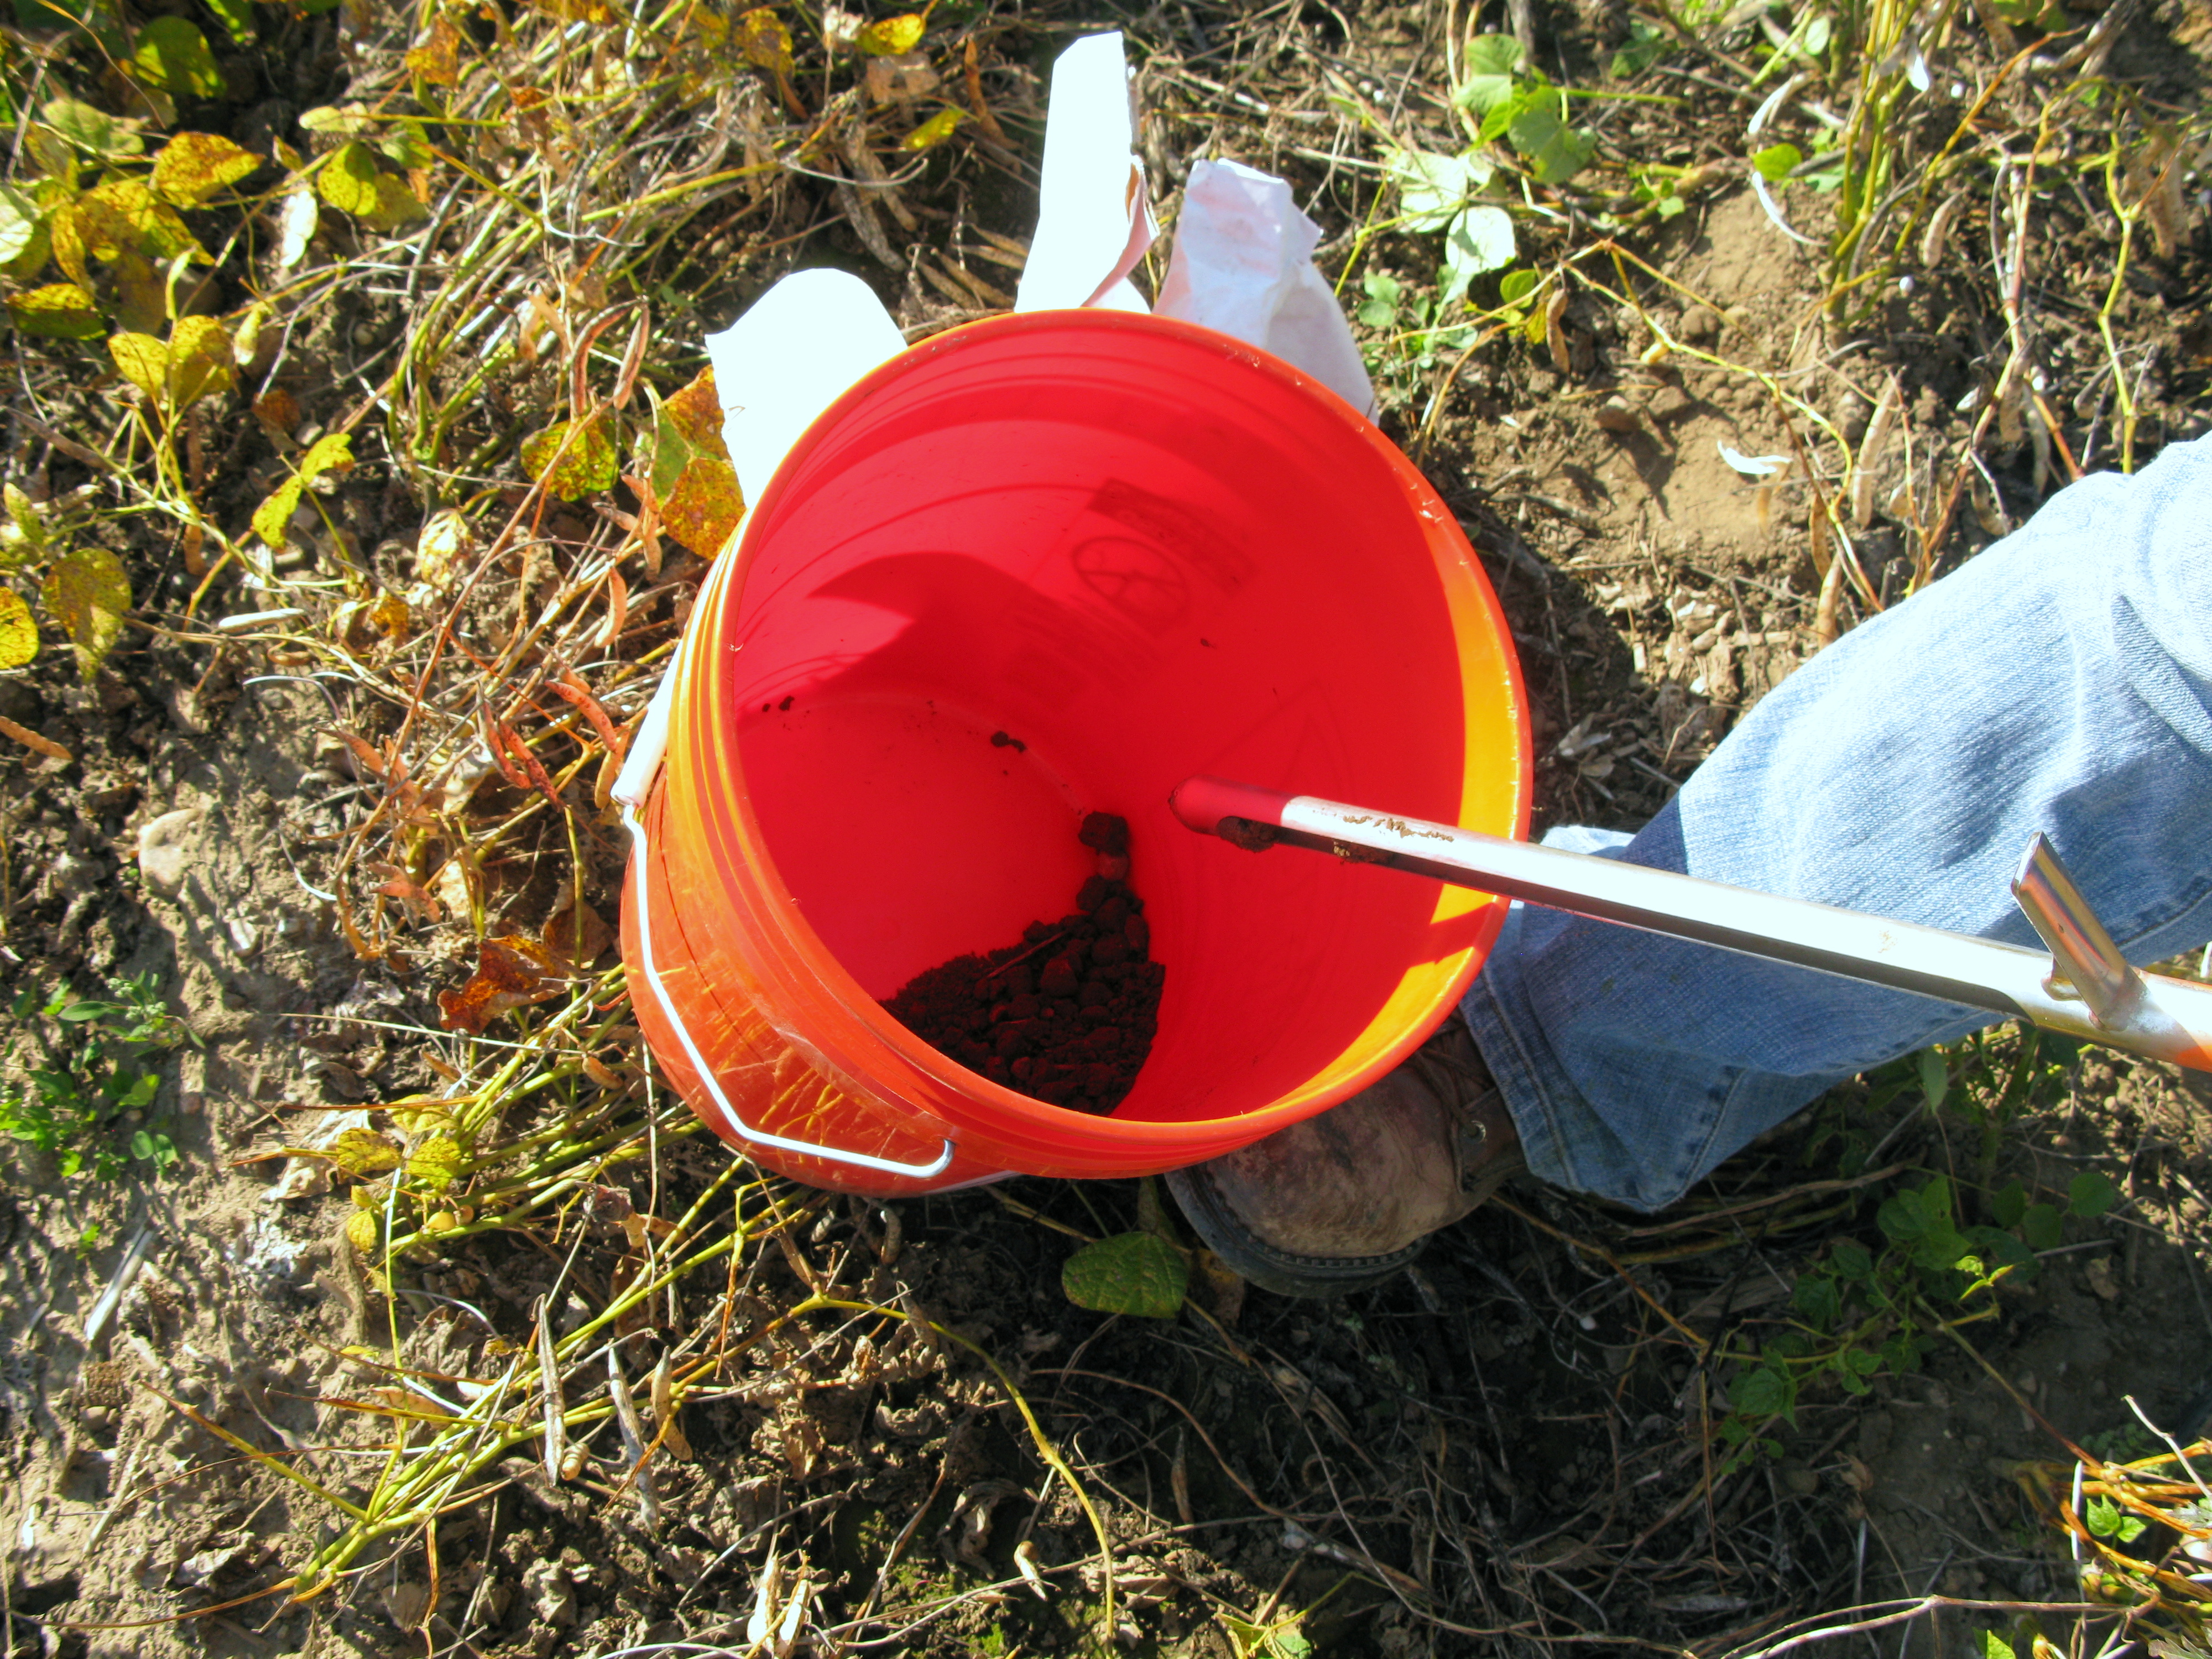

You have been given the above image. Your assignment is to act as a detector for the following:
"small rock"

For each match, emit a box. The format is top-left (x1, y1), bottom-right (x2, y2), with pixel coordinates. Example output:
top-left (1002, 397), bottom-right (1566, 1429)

top-left (1781, 1465), bottom-right (1820, 1497)
top-left (1593, 395), bottom-right (1640, 435)
top-left (1679, 304), bottom-right (1722, 343)
top-left (2084, 1253), bottom-right (2121, 1301)
top-left (383, 1581), bottom-right (431, 1632)
top-left (1647, 385), bottom-right (1693, 424)
top-left (137, 807), bottom-right (206, 898)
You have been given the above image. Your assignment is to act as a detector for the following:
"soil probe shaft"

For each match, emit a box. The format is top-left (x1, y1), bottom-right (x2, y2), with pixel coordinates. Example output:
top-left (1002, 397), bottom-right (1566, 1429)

top-left (1169, 776), bottom-right (2212, 1073)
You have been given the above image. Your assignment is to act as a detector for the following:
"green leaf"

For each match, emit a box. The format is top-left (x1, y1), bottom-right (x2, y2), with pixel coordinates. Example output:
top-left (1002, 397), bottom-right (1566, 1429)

top-left (1991, 1179), bottom-right (2027, 1228)
top-left (0, 589), bottom-right (37, 669)
top-left (130, 1128), bottom-right (155, 1161)
top-left (153, 131), bottom-right (261, 206)
top-left (204, 0), bottom-right (255, 44)
top-left (1062, 1230), bottom-right (1188, 1318)
top-left (41, 547), bottom-right (129, 681)
top-left (1830, 1239), bottom-right (1874, 1280)
top-left (41, 97), bottom-right (144, 160)
top-left (1507, 96), bottom-right (1596, 185)
top-left (2086, 1495), bottom-right (2146, 1542)
top-left (1358, 271), bottom-right (1402, 328)
top-left (1386, 147), bottom-right (1493, 233)
top-left (1916, 1046), bottom-right (1949, 1109)
top-left (1498, 267), bottom-right (1539, 307)
top-left (1984, 1630), bottom-right (2017, 1659)
top-left (1731, 1364), bottom-right (1794, 1419)
top-left (2068, 1169), bottom-right (2118, 1219)
top-left (1791, 1271), bottom-right (1840, 1328)
top-left (0, 185), bottom-right (45, 274)
top-left (8, 281), bottom-right (103, 340)
top-left (134, 17), bottom-right (225, 99)
top-left (2022, 1202), bottom-right (2063, 1253)
top-left (1753, 142), bottom-right (1804, 184)
top-left (1877, 1192), bottom-right (1928, 1243)
top-left (523, 414), bottom-right (618, 501)
top-left (1438, 204), bottom-right (1516, 302)
top-left (1608, 16), bottom-right (1670, 77)
top-left (1457, 34), bottom-right (1523, 116)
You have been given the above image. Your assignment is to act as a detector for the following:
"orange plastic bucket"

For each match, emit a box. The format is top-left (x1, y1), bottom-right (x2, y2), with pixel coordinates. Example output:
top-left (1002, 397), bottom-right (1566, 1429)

top-left (619, 309), bottom-right (1530, 1195)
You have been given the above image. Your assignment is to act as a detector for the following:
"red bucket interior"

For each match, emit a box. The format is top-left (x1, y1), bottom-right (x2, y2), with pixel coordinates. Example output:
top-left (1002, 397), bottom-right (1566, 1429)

top-left (716, 312), bottom-right (1528, 1131)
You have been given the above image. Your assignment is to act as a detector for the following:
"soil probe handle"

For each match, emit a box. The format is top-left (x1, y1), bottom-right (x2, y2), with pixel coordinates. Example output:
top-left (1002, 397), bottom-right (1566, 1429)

top-left (1168, 776), bottom-right (2212, 1074)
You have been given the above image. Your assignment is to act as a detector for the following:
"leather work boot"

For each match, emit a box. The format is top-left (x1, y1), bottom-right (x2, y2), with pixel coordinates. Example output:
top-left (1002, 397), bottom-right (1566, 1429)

top-left (1165, 1018), bottom-right (1522, 1298)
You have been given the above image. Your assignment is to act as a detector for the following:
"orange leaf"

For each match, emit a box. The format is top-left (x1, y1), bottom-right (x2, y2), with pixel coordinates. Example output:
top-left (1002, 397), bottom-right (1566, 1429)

top-left (546, 669), bottom-right (626, 761)
top-left (436, 935), bottom-right (566, 1033)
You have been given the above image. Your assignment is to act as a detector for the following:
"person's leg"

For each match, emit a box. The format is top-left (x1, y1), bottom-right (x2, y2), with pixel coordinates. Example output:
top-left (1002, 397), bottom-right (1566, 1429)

top-left (1468, 429), bottom-right (2212, 1211)
top-left (1171, 432), bottom-right (2212, 1285)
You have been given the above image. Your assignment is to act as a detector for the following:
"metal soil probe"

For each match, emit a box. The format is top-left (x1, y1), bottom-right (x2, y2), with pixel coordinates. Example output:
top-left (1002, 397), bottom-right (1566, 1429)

top-left (1171, 776), bottom-right (2212, 1072)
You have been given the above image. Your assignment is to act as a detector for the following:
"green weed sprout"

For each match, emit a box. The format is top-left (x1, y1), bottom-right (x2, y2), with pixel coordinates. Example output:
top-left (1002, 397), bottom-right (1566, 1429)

top-left (0, 972), bottom-right (199, 1180)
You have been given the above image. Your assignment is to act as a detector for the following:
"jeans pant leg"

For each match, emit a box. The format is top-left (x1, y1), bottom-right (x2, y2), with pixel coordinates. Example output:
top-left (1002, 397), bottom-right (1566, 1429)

top-left (1459, 432), bottom-right (2212, 1212)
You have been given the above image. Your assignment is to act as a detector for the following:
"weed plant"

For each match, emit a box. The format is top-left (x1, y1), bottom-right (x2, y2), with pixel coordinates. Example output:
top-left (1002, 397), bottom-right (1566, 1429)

top-left (0, 972), bottom-right (198, 1178)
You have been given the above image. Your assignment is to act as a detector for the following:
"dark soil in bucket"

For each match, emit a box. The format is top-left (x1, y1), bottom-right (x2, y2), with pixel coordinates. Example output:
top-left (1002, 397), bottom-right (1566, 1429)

top-left (882, 813), bottom-right (1163, 1113)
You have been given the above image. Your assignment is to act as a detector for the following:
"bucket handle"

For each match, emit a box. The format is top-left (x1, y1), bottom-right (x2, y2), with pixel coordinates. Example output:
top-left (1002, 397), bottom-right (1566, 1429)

top-left (620, 801), bottom-right (958, 1181)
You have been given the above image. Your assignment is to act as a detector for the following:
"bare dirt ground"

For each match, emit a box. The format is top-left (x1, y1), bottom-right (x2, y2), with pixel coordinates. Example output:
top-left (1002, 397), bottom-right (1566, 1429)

top-left (4, 0), bottom-right (2212, 1655)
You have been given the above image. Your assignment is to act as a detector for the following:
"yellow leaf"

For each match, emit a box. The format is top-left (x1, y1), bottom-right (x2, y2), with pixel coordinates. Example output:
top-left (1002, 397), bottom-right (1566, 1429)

top-left (0, 590), bottom-right (36, 670)
top-left (168, 315), bottom-right (234, 409)
top-left (112, 247), bottom-right (165, 337)
top-left (904, 107), bottom-right (964, 151)
top-left (521, 415), bottom-right (617, 500)
top-left (298, 431), bottom-right (354, 487)
top-left (107, 332), bottom-right (169, 400)
top-left (405, 14), bottom-right (464, 86)
top-left (252, 431), bottom-right (353, 549)
top-left (2, 484), bottom-right (47, 565)
top-left (737, 8), bottom-right (794, 74)
top-left (330, 1127), bottom-right (403, 1176)
top-left (41, 547), bottom-right (130, 682)
top-left (660, 456), bottom-right (745, 557)
top-left (319, 146), bottom-right (427, 231)
top-left (344, 1209), bottom-right (380, 1254)
top-left (857, 13), bottom-right (926, 55)
top-left (6, 283), bottom-right (102, 340)
top-left (406, 1133), bottom-right (468, 1190)
top-left (153, 132), bottom-right (261, 207)
top-left (316, 143), bottom-right (385, 217)
top-left (75, 178), bottom-right (197, 262)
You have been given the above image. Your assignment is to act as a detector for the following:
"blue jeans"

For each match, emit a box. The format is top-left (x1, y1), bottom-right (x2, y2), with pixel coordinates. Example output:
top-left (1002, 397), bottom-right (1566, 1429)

top-left (1459, 433), bottom-right (2212, 1211)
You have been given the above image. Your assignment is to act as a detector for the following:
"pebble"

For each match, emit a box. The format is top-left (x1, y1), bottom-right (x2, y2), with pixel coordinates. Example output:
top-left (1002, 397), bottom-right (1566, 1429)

top-left (1679, 304), bottom-right (1722, 343)
top-left (1593, 395), bottom-right (1640, 435)
top-left (137, 806), bottom-right (206, 898)
top-left (1647, 385), bottom-right (1693, 424)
